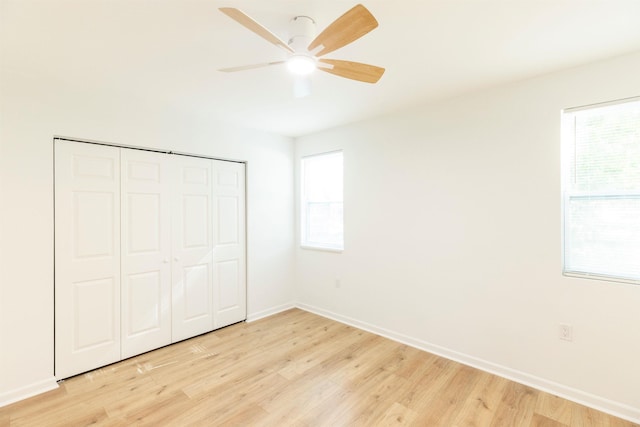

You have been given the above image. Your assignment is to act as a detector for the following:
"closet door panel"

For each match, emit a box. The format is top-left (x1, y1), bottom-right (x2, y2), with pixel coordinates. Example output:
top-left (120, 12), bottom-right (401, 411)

top-left (55, 140), bottom-right (121, 379)
top-left (121, 149), bottom-right (172, 358)
top-left (213, 161), bottom-right (246, 328)
top-left (172, 156), bottom-right (214, 342)
top-left (218, 260), bottom-right (240, 309)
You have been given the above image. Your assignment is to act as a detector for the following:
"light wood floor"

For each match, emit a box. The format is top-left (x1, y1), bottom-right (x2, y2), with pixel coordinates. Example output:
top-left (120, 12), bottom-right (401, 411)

top-left (0, 309), bottom-right (636, 427)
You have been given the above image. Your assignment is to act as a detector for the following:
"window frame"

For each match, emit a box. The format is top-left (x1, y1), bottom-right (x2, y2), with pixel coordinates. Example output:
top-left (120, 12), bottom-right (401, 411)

top-left (300, 150), bottom-right (344, 252)
top-left (561, 96), bottom-right (640, 285)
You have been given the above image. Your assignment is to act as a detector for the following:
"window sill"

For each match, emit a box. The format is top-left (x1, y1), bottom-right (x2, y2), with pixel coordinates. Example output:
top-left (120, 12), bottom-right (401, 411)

top-left (563, 271), bottom-right (640, 286)
top-left (300, 245), bottom-right (343, 254)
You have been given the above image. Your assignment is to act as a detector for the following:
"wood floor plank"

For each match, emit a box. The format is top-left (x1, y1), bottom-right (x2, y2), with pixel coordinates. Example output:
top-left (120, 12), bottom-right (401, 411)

top-left (332, 372), bottom-right (411, 426)
top-left (0, 309), bottom-right (637, 427)
top-left (490, 382), bottom-right (539, 426)
top-left (397, 356), bottom-right (460, 411)
top-left (411, 364), bottom-right (483, 425)
top-left (207, 404), bottom-right (271, 427)
top-left (373, 401), bottom-right (419, 426)
top-left (11, 405), bottom-right (109, 427)
top-left (276, 323), bottom-right (362, 380)
top-left (535, 392), bottom-right (573, 425)
top-left (530, 413), bottom-right (570, 427)
top-left (257, 377), bottom-right (345, 425)
top-left (571, 405), bottom-right (638, 427)
top-left (450, 370), bottom-right (510, 426)
top-left (102, 378), bottom-right (172, 418)
top-left (123, 390), bottom-right (193, 426)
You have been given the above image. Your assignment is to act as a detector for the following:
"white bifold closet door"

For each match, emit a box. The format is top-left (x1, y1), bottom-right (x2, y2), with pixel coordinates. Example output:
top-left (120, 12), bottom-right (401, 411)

top-left (55, 140), bottom-right (246, 379)
top-left (171, 155), bottom-right (215, 342)
top-left (55, 142), bottom-right (122, 379)
top-left (120, 149), bottom-right (172, 359)
top-left (212, 160), bottom-right (246, 329)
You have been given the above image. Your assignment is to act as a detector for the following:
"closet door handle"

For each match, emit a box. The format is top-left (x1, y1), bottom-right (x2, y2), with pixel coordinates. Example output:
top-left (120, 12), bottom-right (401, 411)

top-left (162, 258), bottom-right (169, 264)
top-left (174, 257), bottom-right (180, 262)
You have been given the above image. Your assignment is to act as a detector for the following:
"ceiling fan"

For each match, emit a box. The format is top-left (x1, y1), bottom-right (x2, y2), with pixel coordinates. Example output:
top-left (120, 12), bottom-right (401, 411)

top-left (218, 4), bottom-right (385, 96)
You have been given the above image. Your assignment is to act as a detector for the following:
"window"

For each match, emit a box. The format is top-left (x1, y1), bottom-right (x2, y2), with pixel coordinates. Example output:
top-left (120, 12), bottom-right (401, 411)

top-left (301, 151), bottom-right (343, 250)
top-left (561, 97), bottom-right (640, 283)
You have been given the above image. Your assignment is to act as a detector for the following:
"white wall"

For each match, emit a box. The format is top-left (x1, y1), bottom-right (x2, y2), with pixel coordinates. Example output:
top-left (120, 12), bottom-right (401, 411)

top-left (295, 51), bottom-right (640, 421)
top-left (0, 3), bottom-right (295, 406)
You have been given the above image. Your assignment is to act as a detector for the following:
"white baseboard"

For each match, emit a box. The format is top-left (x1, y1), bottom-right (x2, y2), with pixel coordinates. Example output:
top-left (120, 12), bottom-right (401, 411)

top-left (0, 377), bottom-right (58, 408)
top-left (295, 302), bottom-right (640, 425)
top-left (246, 302), bottom-right (296, 323)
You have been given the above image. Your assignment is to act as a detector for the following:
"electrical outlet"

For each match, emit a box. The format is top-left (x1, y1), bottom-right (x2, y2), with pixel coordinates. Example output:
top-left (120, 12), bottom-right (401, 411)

top-left (335, 279), bottom-right (341, 288)
top-left (559, 323), bottom-right (573, 342)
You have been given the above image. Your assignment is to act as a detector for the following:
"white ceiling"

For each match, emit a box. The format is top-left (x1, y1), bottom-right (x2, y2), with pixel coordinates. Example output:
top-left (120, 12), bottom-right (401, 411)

top-left (5, 0), bottom-right (640, 137)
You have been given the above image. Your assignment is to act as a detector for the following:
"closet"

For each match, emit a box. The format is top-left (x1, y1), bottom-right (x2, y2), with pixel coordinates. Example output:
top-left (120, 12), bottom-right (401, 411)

top-left (54, 139), bottom-right (246, 379)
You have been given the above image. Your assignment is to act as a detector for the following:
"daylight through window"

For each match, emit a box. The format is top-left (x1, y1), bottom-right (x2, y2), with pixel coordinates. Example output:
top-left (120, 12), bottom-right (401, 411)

top-left (561, 97), bottom-right (640, 283)
top-left (301, 151), bottom-right (344, 251)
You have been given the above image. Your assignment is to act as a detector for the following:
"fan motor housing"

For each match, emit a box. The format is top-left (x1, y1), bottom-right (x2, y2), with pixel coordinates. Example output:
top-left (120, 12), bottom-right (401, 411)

top-left (288, 16), bottom-right (316, 52)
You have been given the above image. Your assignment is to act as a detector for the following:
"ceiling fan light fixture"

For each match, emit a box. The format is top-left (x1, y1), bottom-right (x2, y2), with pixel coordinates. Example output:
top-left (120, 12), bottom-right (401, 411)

top-left (218, 5), bottom-right (385, 86)
top-left (287, 54), bottom-right (316, 75)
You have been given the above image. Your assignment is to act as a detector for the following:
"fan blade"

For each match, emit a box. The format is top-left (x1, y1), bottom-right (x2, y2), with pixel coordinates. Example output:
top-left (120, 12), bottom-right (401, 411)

top-left (308, 4), bottom-right (378, 57)
top-left (218, 61), bottom-right (285, 73)
top-left (219, 8), bottom-right (294, 54)
top-left (318, 59), bottom-right (385, 83)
